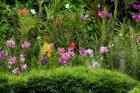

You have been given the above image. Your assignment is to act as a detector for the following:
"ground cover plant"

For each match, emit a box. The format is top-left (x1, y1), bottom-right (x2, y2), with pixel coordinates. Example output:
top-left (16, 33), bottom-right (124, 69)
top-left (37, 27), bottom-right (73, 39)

top-left (0, 0), bottom-right (140, 92)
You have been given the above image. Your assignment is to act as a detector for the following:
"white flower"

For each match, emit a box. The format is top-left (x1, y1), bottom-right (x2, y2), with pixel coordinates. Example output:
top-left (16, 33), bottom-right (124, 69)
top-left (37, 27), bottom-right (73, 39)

top-left (37, 36), bottom-right (41, 40)
top-left (108, 44), bottom-right (114, 48)
top-left (92, 62), bottom-right (101, 69)
top-left (20, 54), bottom-right (25, 63)
top-left (87, 49), bottom-right (93, 55)
top-left (65, 4), bottom-right (69, 9)
top-left (30, 9), bottom-right (36, 14)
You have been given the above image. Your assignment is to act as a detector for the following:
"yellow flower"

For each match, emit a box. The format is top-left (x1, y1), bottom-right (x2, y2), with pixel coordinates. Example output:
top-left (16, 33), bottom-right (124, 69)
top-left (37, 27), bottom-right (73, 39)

top-left (41, 43), bottom-right (52, 57)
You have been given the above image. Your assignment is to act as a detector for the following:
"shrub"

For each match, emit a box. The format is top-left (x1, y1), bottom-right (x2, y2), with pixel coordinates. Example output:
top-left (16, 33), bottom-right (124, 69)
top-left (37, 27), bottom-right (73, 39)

top-left (8, 75), bottom-right (28, 93)
top-left (129, 86), bottom-right (140, 93)
top-left (0, 75), bottom-right (9, 93)
top-left (7, 66), bottom-right (138, 93)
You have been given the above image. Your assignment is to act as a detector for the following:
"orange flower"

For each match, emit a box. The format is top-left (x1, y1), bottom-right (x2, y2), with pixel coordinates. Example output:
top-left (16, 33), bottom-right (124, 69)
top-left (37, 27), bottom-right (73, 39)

top-left (22, 8), bottom-right (29, 15)
top-left (53, 18), bottom-right (61, 25)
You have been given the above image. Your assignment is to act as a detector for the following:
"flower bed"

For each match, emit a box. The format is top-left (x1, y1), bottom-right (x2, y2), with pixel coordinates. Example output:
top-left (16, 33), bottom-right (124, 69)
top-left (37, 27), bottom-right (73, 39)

top-left (0, 0), bottom-right (140, 92)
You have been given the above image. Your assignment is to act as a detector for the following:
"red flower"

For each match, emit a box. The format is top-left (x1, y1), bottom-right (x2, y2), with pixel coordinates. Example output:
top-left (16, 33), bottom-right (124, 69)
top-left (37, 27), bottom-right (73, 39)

top-left (68, 42), bottom-right (77, 51)
top-left (22, 8), bottom-right (29, 15)
top-left (17, 8), bottom-right (29, 15)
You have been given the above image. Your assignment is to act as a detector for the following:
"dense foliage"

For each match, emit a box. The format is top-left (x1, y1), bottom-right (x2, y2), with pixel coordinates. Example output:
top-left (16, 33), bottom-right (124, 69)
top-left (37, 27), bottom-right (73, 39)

top-left (0, 67), bottom-right (139, 93)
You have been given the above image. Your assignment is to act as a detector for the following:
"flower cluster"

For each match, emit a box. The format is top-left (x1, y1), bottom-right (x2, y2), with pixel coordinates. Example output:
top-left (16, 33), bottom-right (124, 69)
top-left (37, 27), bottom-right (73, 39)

top-left (100, 46), bottom-right (109, 54)
top-left (7, 39), bottom-right (30, 49)
top-left (132, 3), bottom-right (140, 10)
top-left (98, 10), bottom-right (112, 19)
top-left (17, 8), bottom-right (36, 15)
top-left (8, 56), bottom-right (16, 65)
top-left (40, 43), bottom-right (54, 65)
top-left (17, 8), bottom-right (29, 15)
top-left (12, 64), bottom-right (27, 75)
top-left (6, 39), bottom-right (30, 75)
top-left (20, 63), bottom-right (27, 71)
top-left (131, 3), bottom-right (140, 22)
top-left (7, 39), bottom-right (15, 48)
top-left (41, 43), bottom-right (53, 57)
top-left (79, 49), bottom-right (93, 55)
top-left (58, 48), bottom-right (74, 65)
top-left (12, 68), bottom-right (21, 75)
top-left (22, 41), bottom-right (31, 49)
top-left (132, 14), bottom-right (140, 22)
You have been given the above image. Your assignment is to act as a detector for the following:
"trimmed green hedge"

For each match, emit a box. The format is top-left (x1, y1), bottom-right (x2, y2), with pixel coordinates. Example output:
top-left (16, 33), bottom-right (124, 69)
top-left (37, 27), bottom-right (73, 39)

top-left (0, 76), bottom-right (9, 93)
top-left (129, 86), bottom-right (140, 93)
top-left (0, 66), bottom-right (139, 93)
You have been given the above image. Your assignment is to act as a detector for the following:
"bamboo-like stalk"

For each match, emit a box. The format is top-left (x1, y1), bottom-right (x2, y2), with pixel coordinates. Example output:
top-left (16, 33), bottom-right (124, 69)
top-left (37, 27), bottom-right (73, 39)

top-left (37, 0), bottom-right (44, 18)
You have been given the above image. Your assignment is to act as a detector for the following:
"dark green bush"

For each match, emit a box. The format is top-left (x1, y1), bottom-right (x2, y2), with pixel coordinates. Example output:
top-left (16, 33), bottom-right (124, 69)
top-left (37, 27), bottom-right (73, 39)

top-left (6, 66), bottom-right (138, 93)
top-left (0, 75), bottom-right (9, 93)
top-left (9, 79), bottom-right (27, 93)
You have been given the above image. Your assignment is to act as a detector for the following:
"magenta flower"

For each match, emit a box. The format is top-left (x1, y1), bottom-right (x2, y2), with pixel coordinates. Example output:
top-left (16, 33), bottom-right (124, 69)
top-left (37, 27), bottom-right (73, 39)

top-left (132, 14), bottom-right (140, 21)
top-left (58, 48), bottom-right (65, 55)
top-left (0, 51), bottom-right (5, 61)
top-left (59, 52), bottom-right (70, 64)
top-left (8, 56), bottom-right (16, 65)
top-left (12, 68), bottom-right (21, 75)
top-left (22, 41), bottom-right (31, 49)
top-left (98, 10), bottom-right (105, 18)
top-left (68, 48), bottom-right (75, 56)
top-left (7, 39), bottom-right (15, 48)
top-left (100, 46), bottom-right (109, 54)
top-left (21, 64), bottom-right (27, 70)
top-left (79, 49), bottom-right (93, 55)
top-left (62, 52), bottom-right (70, 60)
top-left (58, 48), bottom-right (74, 65)
top-left (98, 10), bottom-right (112, 19)
top-left (132, 3), bottom-right (140, 10)
top-left (79, 50), bottom-right (87, 55)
